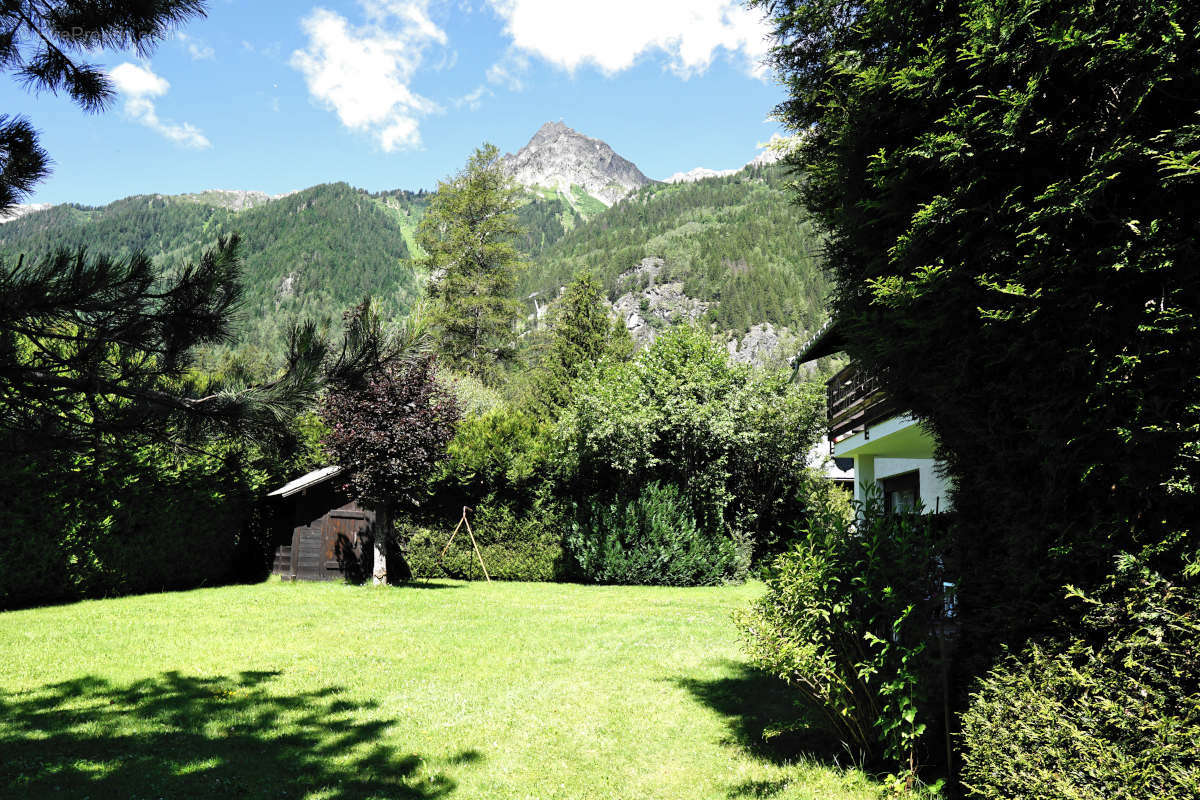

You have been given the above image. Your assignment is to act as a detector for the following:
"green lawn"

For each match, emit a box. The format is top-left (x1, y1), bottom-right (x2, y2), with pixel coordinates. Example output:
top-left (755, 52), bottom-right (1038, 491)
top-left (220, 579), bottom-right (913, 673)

top-left (0, 580), bottom-right (878, 800)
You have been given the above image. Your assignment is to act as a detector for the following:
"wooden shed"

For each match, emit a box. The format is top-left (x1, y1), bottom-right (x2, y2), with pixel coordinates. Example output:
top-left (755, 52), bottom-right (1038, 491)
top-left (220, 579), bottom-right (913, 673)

top-left (267, 466), bottom-right (385, 583)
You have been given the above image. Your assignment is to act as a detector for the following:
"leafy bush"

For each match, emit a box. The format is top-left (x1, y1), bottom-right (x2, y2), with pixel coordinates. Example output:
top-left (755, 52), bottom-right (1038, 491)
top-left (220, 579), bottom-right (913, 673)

top-left (445, 370), bottom-right (506, 417)
top-left (556, 325), bottom-right (825, 563)
top-left (736, 489), bottom-right (951, 780)
top-left (960, 560), bottom-right (1200, 800)
top-left (404, 494), bottom-right (566, 582)
top-left (567, 481), bottom-right (746, 586)
top-left (440, 406), bottom-right (550, 502)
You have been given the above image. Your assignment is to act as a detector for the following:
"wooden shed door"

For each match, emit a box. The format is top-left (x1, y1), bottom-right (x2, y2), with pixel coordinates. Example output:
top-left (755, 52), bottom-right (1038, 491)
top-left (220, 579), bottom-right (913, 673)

top-left (292, 525), bottom-right (324, 581)
top-left (322, 510), bottom-right (370, 581)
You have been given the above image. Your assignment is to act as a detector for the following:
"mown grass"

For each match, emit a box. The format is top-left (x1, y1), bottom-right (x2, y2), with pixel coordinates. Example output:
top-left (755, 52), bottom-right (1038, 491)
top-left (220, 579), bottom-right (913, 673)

top-left (0, 580), bottom-right (878, 799)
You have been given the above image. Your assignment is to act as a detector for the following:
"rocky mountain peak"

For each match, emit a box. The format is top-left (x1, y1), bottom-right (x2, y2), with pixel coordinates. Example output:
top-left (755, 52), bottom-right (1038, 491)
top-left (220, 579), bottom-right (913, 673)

top-left (502, 121), bottom-right (652, 206)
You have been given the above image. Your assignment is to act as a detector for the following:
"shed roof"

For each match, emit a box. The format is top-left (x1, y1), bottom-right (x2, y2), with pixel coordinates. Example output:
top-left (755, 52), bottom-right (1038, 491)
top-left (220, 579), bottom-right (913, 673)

top-left (268, 465), bottom-right (343, 498)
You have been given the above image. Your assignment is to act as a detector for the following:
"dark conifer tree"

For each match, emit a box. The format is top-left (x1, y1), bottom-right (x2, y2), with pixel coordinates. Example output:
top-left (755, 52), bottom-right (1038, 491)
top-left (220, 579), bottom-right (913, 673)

top-left (0, 2), bottom-right (403, 452)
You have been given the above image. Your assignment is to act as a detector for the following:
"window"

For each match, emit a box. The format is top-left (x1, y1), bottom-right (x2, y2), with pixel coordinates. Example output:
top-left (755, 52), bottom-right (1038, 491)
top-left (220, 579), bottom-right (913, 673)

top-left (880, 470), bottom-right (920, 513)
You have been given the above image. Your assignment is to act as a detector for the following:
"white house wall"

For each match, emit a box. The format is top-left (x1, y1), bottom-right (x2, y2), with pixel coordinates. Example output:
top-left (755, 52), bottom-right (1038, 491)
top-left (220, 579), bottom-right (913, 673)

top-left (874, 457), bottom-right (952, 513)
top-left (833, 415), bottom-right (953, 512)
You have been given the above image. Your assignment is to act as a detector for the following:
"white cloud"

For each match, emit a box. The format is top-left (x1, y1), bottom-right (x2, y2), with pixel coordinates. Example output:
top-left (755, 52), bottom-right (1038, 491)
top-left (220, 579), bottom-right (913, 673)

top-left (454, 84), bottom-right (491, 111)
top-left (486, 49), bottom-right (528, 91)
top-left (487, 0), bottom-right (771, 78)
top-left (177, 32), bottom-right (215, 61)
top-left (108, 62), bottom-right (211, 149)
top-left (291, 1), bottom-right (446, 152)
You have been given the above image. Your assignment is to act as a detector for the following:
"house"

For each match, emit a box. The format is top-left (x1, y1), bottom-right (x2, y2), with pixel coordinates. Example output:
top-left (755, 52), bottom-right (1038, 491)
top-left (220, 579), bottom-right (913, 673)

top-left (796, 321), bottom-right (952, 513)
top-left (809, 440), bottom-right (856, 493)
top-left (267, 466), bottom-right (384, 582)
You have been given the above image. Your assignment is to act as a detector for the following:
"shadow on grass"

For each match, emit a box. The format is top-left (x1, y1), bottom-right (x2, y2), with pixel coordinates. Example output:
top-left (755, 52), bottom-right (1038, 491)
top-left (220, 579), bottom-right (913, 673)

top-left (0, 670), bottom-right (478, 799)
top-left (674, 659), bottom-right (849, 770)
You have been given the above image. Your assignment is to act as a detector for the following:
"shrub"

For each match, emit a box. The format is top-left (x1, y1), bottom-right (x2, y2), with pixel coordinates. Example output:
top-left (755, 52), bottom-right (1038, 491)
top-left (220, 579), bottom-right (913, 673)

top-left (960, 560), bottom-right (1200, 800)
top-left (445, 370), bottom-right (506, 416)
top-left (556, 325), bottom-right (825, 562)
top-left (736, 489), bottom-right (951, 781)
top-left (404, 494), bottom-right (567, 582)
top-left (567, 481), bottom-right (747, 586)
top-left (440, 406), bottom-right (550, 503)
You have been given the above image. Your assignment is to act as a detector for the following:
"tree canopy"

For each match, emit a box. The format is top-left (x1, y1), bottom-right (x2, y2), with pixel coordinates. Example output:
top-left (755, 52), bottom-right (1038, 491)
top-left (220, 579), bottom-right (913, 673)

top-left (420, 144), bottom-right (526, 379)
top-left (526, 271), bottom-right (633, 416)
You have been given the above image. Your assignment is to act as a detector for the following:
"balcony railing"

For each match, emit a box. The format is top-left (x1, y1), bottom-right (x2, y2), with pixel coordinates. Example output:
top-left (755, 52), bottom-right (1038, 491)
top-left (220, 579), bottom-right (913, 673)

top-left (827, 364), bottom-right (900, 445)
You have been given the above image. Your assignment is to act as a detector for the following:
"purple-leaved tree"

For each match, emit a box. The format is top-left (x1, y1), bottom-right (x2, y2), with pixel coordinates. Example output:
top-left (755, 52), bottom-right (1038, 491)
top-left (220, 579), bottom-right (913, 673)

top-left (320, 355), bottom-right (461, 584)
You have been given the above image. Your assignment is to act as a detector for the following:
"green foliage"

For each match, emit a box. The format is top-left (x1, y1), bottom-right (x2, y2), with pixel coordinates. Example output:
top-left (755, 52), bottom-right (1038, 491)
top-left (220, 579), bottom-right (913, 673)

top-left (404, 493), bottom-right (567, 582)
top-left (423, 326), bottom-right (827, 588)
top-left (420, 144), bottom-right (526, 378)
top-left (557, 325), bottom-right (826, 561)
top-left (960, 561), bottom-right (1200, 800)
top-left (443, 369), bottom-right (507, 416)
top-left (409, 403), bottom-right (560, 581)
top-left (756, 0), bottom-right (1200, 668)
top-left (0, 442), bottom-right (266, 609)
top-left (441, 405), bottom-right (551, 502)
top-left (567, 481), bottom-right (743, 586)
top-left (0, 183), bottom-right (420, 359)
top-left (736, 490), bottom-right (951, 778)
top-left (521, 166), bottom-right (830, 335)
top-left (526, 271), bottom-right (634, 416)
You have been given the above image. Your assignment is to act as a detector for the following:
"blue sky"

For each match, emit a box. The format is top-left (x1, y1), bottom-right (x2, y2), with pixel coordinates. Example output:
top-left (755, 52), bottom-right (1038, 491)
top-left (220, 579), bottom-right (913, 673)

top-left (4, 0), bottom-right (786, 206)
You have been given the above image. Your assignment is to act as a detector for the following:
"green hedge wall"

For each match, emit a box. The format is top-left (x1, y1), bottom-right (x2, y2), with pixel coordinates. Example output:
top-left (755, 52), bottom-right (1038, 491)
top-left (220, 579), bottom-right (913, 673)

top-left (0, 446), bottom-right (261, 609)
top-left (403, 497), bottom-right (567, 582)
top-left (960, 565), bottom-right (1200, 799)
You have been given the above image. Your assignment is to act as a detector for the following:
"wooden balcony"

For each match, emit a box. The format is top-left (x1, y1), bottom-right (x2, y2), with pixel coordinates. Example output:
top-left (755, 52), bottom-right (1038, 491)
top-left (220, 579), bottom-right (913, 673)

top-left (827, 364), bottom-right (900, 445)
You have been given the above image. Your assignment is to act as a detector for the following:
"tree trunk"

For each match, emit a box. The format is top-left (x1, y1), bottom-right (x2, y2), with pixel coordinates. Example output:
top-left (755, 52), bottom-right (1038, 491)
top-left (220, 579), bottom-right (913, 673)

top-left (373, 507), bottom-right (390, 585)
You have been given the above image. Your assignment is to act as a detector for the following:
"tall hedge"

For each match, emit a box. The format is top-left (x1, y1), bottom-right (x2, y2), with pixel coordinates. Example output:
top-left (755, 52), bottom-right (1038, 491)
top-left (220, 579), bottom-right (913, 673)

top-left (756, 0), bottom-right (1200, 666)
top-left (0, 444), bottom-right (264, 609)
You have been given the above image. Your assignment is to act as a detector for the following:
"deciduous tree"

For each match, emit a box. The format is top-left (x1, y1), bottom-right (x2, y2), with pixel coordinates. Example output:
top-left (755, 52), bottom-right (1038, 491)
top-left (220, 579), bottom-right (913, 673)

top-left (320, 342), bottom-right (461, 584)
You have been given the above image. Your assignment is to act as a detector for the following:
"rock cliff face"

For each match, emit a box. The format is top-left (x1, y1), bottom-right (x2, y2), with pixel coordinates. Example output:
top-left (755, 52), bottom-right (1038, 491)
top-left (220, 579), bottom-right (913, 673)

top-left (604, 258), bottom-right (800, 365)
top-left (502, 121), bottom-right (652, 206)
top-left (611, 257), bottom-right (712, 348)
top-left (726, 323), bottom-right (795, 367)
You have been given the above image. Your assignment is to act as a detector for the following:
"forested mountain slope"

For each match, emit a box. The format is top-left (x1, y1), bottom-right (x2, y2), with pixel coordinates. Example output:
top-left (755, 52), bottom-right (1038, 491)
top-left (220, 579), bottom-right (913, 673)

top-left (0, 183), bottom-right (421, 353)
top-left (0, 154), bottom-right (830, 364)
top-left (521, 163), bottom-right (830, 337)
